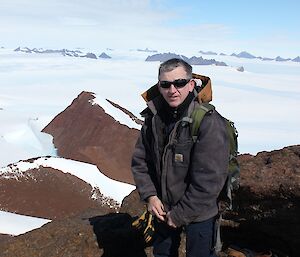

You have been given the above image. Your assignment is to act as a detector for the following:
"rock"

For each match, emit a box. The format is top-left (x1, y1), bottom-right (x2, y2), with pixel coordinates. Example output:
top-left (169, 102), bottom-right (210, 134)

top-left (222, 145), bottom-right (300, 257)
top-left (275, 56), bottom-right (291, 62)
top-left (237, 66), bottom-right (244, 72)
top-left (98, 52), bottom-right (111, 59)
top-left (0, 208), bottom-right (106, 257)
top-left (145, 52), bottom-right (188, 62)
top-left (0, 163), bottom-right (114, 219)
top-left (292, 56), bottom-right (300, 62)
top-left (83, 53), bottom-right (97, 59)
top-left (0, 207), bottom-right (152, 257)
top-left (42, 91), bottom-right (140, 184)
top-left (145, 53), bottom-right (227, 66)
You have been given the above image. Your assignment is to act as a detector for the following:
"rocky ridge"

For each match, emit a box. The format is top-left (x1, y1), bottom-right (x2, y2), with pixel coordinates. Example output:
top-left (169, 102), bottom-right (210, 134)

top-left (14, 47), bottom-right (111, 60)
top-left (0, 158), bottom-right (117, 220)
top-left (145, 53), bottom-right (227, 66)
top-left (42, 91), bottom-right (140, 184)
top-left (199, 49), bottom-right (300, 63)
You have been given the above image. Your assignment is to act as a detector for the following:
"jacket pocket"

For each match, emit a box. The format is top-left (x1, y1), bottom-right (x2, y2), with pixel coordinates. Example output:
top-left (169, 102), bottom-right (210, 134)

top-left (172, 140), bottom-right (194, 168)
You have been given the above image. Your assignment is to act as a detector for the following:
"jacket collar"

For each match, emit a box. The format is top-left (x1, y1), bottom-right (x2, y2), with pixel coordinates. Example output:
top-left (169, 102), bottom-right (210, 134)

top-left (141, 73), bottom-right (212, 116)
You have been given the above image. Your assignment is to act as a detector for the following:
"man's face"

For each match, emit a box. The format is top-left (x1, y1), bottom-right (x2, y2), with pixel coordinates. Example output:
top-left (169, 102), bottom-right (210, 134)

top-left (158, 66), bottom-right (194, 108)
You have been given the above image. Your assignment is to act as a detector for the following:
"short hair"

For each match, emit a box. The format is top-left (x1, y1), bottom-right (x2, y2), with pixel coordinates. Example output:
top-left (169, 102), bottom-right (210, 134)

top-left (158, 58), bottom-right (192, 80)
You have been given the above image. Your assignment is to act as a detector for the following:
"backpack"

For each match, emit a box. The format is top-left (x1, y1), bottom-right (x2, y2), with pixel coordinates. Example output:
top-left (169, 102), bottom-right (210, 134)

top-left (188, 102), bottom-right (240, 211)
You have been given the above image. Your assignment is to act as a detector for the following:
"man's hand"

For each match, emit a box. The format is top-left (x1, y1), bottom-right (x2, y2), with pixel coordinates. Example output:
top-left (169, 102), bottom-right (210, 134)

top-left (146, 196), bottom-right (166, 221)
top-left (166, 212), bottom-right (176, 228)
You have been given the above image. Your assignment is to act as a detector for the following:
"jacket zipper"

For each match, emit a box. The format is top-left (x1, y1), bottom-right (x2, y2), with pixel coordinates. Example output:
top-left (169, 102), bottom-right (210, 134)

top-left (161, 120), bottom-right (181, 204)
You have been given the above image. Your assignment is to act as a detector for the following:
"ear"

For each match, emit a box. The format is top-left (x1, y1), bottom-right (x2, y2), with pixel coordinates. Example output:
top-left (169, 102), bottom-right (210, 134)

top-left (188, 79), bottom-right (195, 92)
top-left (158, 84), bottom-right (163, 94)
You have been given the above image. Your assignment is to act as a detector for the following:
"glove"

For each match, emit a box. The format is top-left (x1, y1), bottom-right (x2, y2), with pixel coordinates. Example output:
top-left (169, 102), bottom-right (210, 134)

top-left (132, 209), bottom-right (155, 245)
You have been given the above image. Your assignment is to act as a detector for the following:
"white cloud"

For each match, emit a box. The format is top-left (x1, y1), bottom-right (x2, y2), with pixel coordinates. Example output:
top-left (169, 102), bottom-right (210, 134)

top-left (0, 0), bottom-right (233, 53)
top-left (0, 0), bottom-right (299, 57)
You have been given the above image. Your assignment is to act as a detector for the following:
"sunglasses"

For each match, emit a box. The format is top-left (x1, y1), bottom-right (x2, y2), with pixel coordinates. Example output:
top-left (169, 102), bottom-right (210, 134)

top-left (159, 79), bottom-right (190, 89)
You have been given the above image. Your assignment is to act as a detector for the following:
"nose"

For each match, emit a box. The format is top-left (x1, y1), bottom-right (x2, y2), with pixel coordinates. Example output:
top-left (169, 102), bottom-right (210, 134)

top-left (169, 84), bottom-right (177, 93)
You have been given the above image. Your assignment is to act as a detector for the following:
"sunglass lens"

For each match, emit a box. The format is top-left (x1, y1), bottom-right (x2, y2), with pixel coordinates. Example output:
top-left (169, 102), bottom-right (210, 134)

top-left (160, 81), bottom-right (172, 88)
top-left (159, 79), bottom-right (189, 89)
top-left (173, 79), bottom-right (189, 88)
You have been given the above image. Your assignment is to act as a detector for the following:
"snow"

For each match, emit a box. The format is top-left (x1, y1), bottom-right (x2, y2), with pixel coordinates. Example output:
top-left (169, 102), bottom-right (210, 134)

top-left (0, 47), bottom-right (300, 236)
top-left (90, 93), bottom-right (141, 130)
top-left (0, 156), bottom-right (135, 235)
top-left (0, 47), bottom-right (300, 159)
top-left (0, 156), bottom-right (136, 204)
top-left (0, 210), bottom-right (51, 236)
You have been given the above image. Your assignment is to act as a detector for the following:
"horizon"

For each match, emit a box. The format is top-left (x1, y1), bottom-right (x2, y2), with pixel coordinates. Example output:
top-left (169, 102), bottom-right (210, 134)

top-left (0, 0), bottom-right (299, 58)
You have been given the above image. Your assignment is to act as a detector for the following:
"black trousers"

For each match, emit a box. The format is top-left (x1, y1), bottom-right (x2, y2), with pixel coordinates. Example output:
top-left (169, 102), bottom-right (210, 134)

top-left (153, 216), bottom-right (217, 257)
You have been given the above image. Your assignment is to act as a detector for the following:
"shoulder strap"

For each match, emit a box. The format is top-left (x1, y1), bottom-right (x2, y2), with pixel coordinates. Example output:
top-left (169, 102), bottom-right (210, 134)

top-left (190, 103), bottom-right (215, 141)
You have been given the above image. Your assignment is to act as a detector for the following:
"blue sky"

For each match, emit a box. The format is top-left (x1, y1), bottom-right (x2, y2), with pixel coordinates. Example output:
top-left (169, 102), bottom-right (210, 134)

top-left (1, 0), bottom-right (299, 57)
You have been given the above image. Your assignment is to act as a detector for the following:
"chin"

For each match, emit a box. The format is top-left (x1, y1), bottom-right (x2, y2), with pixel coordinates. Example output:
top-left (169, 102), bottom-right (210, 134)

top-left (168, 101), bottom-right (180, 108)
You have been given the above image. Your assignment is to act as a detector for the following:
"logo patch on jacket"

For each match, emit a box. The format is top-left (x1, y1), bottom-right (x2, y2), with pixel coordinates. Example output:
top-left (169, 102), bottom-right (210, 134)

top-left (174, 153), bottom-right (184, 163)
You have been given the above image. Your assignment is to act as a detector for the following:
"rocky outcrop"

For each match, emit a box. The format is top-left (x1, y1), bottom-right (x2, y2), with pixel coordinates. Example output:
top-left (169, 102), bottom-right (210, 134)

top-left (292, 56), bottom-right (300, 62)
top-left (145, 53), bottom-right (227, 66)
top-left (0, 162), bottom-right (115, 219)
top-left (0, 208), bottom-right (107, 257)
top-left (238, 145), bottom-right (300, 195)
top-left (0, 146), bottom-right (299, 256)
top-left (42, 91), bottom-right (140, 184)
top-left (222, 145), bottom-right (300, 257)
top-left (14, 47), bottom-right (102, 60)
top-left (231, 51), bottom-right (256, 59)
top-left (275, 56), bottom-right (291, 62)
top-left (236, 66), bottom-right (244, 72)
top-left (83, 53), bottom-right (97, 59)
top-left (99, 52), bottom-right (112, 59)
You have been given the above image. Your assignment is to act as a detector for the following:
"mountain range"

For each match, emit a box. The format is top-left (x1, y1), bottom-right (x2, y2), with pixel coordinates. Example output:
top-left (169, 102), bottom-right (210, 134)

top-left (14, 47), bottom-right (112, 60)
top-left (146, 52), bottom-right (227, 66)
top-left (199, 50), bottom-right (300, 63)
top-left (5, 46), bottom-right (300, 64)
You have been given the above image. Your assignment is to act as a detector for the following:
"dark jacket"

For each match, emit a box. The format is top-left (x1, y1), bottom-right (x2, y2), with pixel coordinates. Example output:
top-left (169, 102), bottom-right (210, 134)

top-left (131, 75), bottom-right (229, 227)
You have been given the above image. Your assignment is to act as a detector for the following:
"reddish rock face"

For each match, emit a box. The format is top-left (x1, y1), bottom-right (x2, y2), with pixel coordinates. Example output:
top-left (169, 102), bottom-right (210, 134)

top-left (42, 91), bottom-right (141, 185)
top-left (237, 145), bottom-right (300, 197)
top-left (0, 165), bottom-right (114, 220)
top-left (0, 210), bottom-right (106, 257)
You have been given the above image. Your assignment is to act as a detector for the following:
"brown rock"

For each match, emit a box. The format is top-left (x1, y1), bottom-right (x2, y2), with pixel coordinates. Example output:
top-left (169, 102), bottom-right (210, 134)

top-left (0, 209), bottom-right (105, 257)
top-left (222, 145), bottom-right (300, 257)
top-left (0, 208), bottom-right (151, 257)
top-left (238, 145), bottom-right (300, 197)
top-left (0, 163), bottom-right (115, 219)
top-left (42, 91), bottom-right (140, 185)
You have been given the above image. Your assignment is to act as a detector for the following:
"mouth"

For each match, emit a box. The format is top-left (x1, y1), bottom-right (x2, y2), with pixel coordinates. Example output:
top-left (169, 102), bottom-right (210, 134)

top-left (168, 94), bottom-right (178, 99)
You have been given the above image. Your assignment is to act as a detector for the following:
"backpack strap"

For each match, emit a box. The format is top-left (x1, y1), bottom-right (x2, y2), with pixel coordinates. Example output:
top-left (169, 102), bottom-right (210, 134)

top-left (190, 103), bottom-right (215, 142)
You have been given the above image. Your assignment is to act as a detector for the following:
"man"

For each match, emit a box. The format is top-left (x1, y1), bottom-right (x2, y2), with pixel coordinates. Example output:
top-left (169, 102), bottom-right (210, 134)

top-left (132, 58), bottom-right (229, 257)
